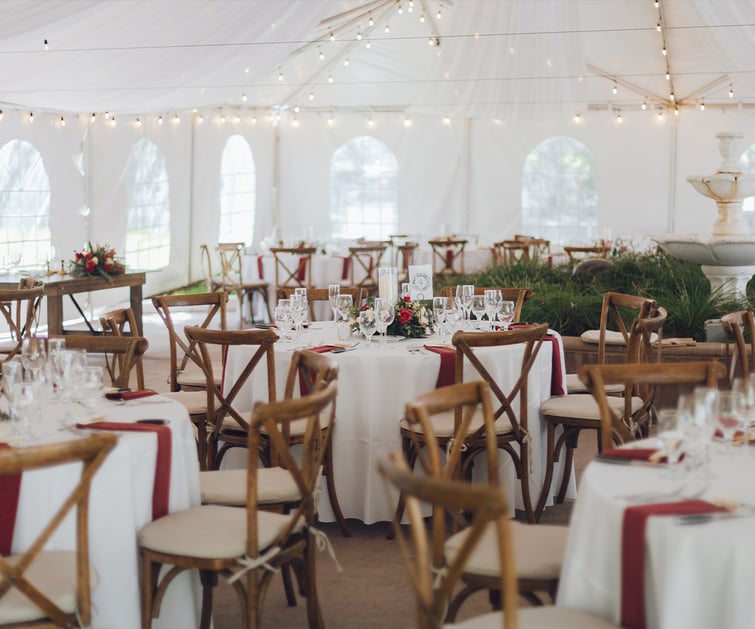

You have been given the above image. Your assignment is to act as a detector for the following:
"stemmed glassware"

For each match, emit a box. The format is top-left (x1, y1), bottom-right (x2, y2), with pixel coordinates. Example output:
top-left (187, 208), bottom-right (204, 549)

top-left (294, 288), bottom-right (309, 327)
top-left (290, 294), bottom-right (307, 340)
top-left (274, 299), bottom-right (292, 341)
top-left (455, 284), bottom-right (474, 325)
top-left (499, 300), bottom-right (515, 331)
top-left (483, 289), bottom-right (501, 329)
top-left (21, 336), bottom-right (46, 383)
top-left (328, 284), bottom-right (341, 322)
top-left (358, 308), bottom-right (377, 347)
top-left (335, 294), bottom-right (354, 341)
top-left (432, 296), bottom-right (447, 337)
top-left (716, 391), bottom-right (742, 452)
top-left (732, 377), bottom-right (755, 450)
top-left (470, 295), bottom-right (486, 329)
top-left (656, 408), bottom-right (686, 476)
top-left (444, 301), bottom-right (462, 339)
top-left (374, 298), bottom-right (395, 348)
top-left (400, 283), bottom-right (411, 302)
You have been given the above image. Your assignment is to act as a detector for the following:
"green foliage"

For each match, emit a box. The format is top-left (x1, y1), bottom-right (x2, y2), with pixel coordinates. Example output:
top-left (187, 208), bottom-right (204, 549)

top-left (435, 252), bottom-right (750, 341)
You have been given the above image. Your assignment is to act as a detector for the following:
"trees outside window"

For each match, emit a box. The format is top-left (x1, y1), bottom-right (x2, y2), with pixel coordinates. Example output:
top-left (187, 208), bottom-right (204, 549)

top-left (330, 136), bottom-right (398, 240)
top-left (521, 137), bottom-right (597, 245)
top-left (125, 139), bottom-right (170, 269)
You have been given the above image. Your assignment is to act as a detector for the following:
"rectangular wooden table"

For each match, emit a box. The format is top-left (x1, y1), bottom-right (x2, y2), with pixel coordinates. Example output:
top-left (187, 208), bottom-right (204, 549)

top-left (0, 271), bottom-right (146, 335)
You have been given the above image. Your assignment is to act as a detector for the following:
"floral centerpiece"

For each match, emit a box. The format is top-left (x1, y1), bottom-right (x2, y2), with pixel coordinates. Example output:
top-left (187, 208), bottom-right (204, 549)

top-left (70, 242), bottom-right (125, 280)
top-left (351, 297), bottom-right (431, 338)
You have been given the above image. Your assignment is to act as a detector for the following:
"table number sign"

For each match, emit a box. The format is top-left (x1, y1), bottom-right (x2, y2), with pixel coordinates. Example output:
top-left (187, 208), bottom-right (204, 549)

top-left (408, 265), bottom-right (433, 301)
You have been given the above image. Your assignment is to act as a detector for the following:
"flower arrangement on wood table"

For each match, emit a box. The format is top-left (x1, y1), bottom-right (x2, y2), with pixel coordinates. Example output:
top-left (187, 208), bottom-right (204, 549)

top-left (70, 242), bottom-right (125, 280)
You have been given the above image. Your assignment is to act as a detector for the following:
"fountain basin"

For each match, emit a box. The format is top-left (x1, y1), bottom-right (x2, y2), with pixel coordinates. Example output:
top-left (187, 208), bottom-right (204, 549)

top-left (687, 174), bottom-right (755, 203)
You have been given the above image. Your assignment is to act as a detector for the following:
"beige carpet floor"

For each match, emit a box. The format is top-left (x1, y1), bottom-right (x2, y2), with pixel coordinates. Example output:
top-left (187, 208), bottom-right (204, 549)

top-left (129, 295), bottom-right (595, 628)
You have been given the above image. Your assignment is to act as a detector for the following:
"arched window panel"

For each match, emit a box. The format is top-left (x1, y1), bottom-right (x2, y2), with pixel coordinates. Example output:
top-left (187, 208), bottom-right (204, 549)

top-left (521, 137), bottom-right (597, 246)
top-left (0, 139), bottom-right (51, 270)
top-left (330, 135), bottom-right (398, 240)
top-left (219, 134), bottom-right (255, 245)
top-left (125, 139), bottom-right (170, 270)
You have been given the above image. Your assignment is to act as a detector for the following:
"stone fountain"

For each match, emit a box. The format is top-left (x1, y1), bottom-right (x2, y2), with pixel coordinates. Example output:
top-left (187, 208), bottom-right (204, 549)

top-left (653, 131), bottom-right (755, 296)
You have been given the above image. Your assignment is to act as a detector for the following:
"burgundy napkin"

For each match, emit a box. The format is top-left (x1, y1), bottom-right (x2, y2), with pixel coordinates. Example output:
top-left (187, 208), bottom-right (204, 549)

top-left (339, 256), bottom-right (351, 280)
top-left (105, 389), bottom-right (158, 401)
top-left (621, 500), bottom-right (726, 628)
top-left (600, 448), bottom-right (667, 463)
top-left (0, 443), bottom-right (21, 556)
top-left (296, 257), bottom-right (307, 282)
top-left (308, 345), bottom-right (342, 354)
top-left (445, 248), bottom-right (454, 269)
top-left (76, 421), bottom-right (172, 520)
top-left (424, 345), bottom-right (456, 388)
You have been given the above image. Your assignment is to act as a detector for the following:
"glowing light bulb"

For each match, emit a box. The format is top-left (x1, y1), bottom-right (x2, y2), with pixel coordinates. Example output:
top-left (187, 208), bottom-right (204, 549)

top-left (662, 47), bottom-right (667, 56)
top-left (642, 100), bottom-right (647, 111)
top-left (43, 39), bottom-right (48, 51)
top-left (343, 58), bottom-right (350, 66)
top-left (367, 117), bottom-right (375, 128)
top-left (328, 74), bottom-right (334, 83)
top-left (669, 92), bottom-right (675, 102)
top-left (612, 82), bottom-right (618, 95)
top-left (700, 101), bottom-right (705, 111)
top-left (665, 71), bottom-right (670, 81)
top-left (158, 115), bottom-right (164, 125)
top-left (172, 114), bottom-right (180, 124)
top-left (327, 113), bottom-right (335, 126)
top-left (368, 15), bottom-right (374, 26)
top-left (574, 112), bottom-right (581, 123)
top-left (443, 116), bottom-right (451, 125)
top-left (403, 116), bottom-right (413, 127)
top-left (135, 117), bottom-right (142, 127)
top-left (90, 113), bottom-right (96, 123)
top-left (109, 116), bottom-right (116, 127)
top-left (319, 48), bottom-right (325, 61)
top-left (0, 110), bottom-right (3, 122)
top-left (278, 68), bottom-right (284, 81)
top-left (397, 4), bottom-right (403, 14)
top-left (309, 92), bottom-right (315, 101)
top-left (729, 85), bottom-right (734, 99)
top-left (616, 112), bottom-right (623, 124)
top-left (420, 13), bottom-right (425, 23)
top-left (28, 112), bottom-right (34, 123)
top-left (385, 24), bottom-right (390, 33)
top-left (242, 92), bottom-right (247, 102)
top-left (196, 114), bottom-right (203, 124)
top-left (356, 32), bottom-right (362, 41)
top-left (436, 9), bottom-right (442, 19)
top-left (365, 40), bottom-right (371, 48)
top-left (294, 106), bottom-right (301, 113)
top-left (329, 32), bottom-right (335, 42)
top-left (59, 116), bottom-right (65, 127)
top-left (291, 116), bottom-right (300, 127)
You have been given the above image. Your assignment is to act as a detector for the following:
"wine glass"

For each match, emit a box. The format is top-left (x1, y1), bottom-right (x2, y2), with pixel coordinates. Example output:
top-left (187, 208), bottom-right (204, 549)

top-left (444, 301), bottom-right (462, 340)
top-left (716, 391), bottom-right (742, 452)
top-left (79, 366), bottom-right (104, 409)
top-left (470, 295), bottom-right (486, 329)
top-left (21, 336), bottom-right (46, 382)
top-left (328, 284), bottom-right (341, 322)
top-left (274, 300), bottom-right (292, 341)
top-left (656, 408), bottom-right (686, 476)
top-left (294, 288), bottom-right (309, 327)
top-left (458, 285), bottom-right (474, 325)
top-left (7, 381), bottom-right (39, 437)
top-left (499, 300), bottom-right (515, 331)
top-left (290, 294), bottom-right (307, 340)
top-left (400, 283), bottom-right (411, 303)
top-left (358, 309), bottom-right (377, 347)
top-left (374, 298), bottom-right (395, 348)
top-left (432, 296), bottom-right (447, 336)
top-left (732, 377), bottom-right (755, 450)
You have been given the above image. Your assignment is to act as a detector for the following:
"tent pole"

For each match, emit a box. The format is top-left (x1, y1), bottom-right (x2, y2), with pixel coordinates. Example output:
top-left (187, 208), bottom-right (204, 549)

top-left (272, 124), bottom-right (280, 242)
top-left (188, 113), bottom-right (197, 283)
top-left (463, 117), bottom-right (471, 234)
top-left (667, 115), bottom-right (678, 233)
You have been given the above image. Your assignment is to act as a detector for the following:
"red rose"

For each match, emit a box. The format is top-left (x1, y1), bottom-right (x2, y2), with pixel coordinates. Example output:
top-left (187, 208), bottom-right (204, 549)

top-left (398, 308), bottom-right (412, 324)
top-left (104, 258), bottom-right (114, 271)
top-left (75, 252), bottom-right (83, 261)
top-left (85, 252), bottom-right (92, 259)
top-left (360, 304), bottom-right (369, 311)
top-left (84, 259), bottom-right (96, 273)
top-left (403, 295), bottom-right (411, 302)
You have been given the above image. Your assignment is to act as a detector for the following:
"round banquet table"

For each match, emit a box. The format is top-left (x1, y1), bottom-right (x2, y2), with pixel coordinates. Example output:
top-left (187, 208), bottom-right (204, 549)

top-left (558, 440), bottom-right (755, 629)
top-left (222, 322), bottom-right (575, 524)
top-left (2, 394), bottom-right (202, 629)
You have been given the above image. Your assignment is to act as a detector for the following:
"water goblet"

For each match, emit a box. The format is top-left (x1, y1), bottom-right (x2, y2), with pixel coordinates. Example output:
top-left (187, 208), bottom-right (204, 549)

top-left (21, 336), bottom-right (46, 382)
top-left (274, 300), bottom-right (293, 341)
top-left (470, 295), bottom-right (486, 329)
top-left (8, 381), bottom-right (39, 437)
top-left (358, 309), bottom-right (377, 347)
top-left (294, 288), bottom-right (309, 326)
top-left (336, 294), bottom-right (353, 321)
top-left (732, 377), bottom-right (755, 451)
top-left (716, 391), bottom-right (741, 452)
top-left (656, 408), bottom-right (686, 477)
top-left (374, 298), bottom-right (395, 348)
top-left (444, 302), bottom-right (462, 339)
top-left (432, 296), bottom-right (447, 336)
top-left (499, 300), bottom-right (515, 331)
top-left (460, 285), bottom-right (474, 324)
top-left (79, 366), bottom-right (104, 409)
top-left (328, 284), bottom-right (341, 322)
top-left (290, 294), bottom-right (307, 341)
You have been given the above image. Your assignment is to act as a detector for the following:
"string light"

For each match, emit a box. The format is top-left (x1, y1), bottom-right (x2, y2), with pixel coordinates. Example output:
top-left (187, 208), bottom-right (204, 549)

top-left (403, 116), bottom-right (413, 127)
top-left (729, 84), bottom-right (734, 98)
top-left (356, 32), bottom-right (362, 41)
top-left (574, 112), bottom-right (582, 123)
top-left (104, 112), bottom-right (111, 120)
top-left (278, 68), bottom-right (284, 81)
top-left (328, 74), bottom-right (334, 83)
top-left (365, 40), bottom-right (371, 49)
top-left (419, 13), bottom-right (425, 23)
top-left (343, 58), bottom-right (350, 66)
top-left (397, 4), bottom-right (403, 14)
top-left (408, 0), bottom-right (414, 10)
top-left (328, 112), bottom-right (335, 126)
top-left (443, 116), bottom-right (451, 125)
top-left (428, 36), bottom-right (435, 46)
top-left (436, 9), bottom-right (442, 19)
top-left (674, 106), bottom-right (679, 116)
top-left (641, 100), bottom-right (648, 111)
top-left (318, 48), bottom-right (325, 61)
top-left (135, 117), bottom-right (142, 127)
top-left (241, 92), bottom-right (247, 102)
top-left (219, 113), bottom-right (226, 123)
top-left (367, 116), bottom-right (375, 128)
top-left (656, 22), bottom-right (661, 32)
top-left (90, 112), bottom-right (96, 123)
top-left (612, 81), bottom-right (618, 95)
top-left (368, 14), bottom-right (374, 26)
top-left (669, 91), bottom-right (675, 102)
top-left (616, 111), bottom-right (623, 124)
top-left (384, 24), bottom-right (390, 33)
top-left (59, 116), bottom-right (65, 127)
top-left (251, 113), bottom-right (258, 125)
top-left (661, 46), bottom-right (667, 56)
top-left (309, 91), bottom-right (315, 101)
top-left (665, 71), bottom-right (670, 81)
top-left (700, 100), bottom-right (705, 111)
top-left (329, 31), bottom-right (335, 42)
top-left (233, 113), bottom-right (240, 124)
top-left (294, 105), bottom-right (301, 113)
top-left (28, 112), bottom-right (34, 123)
top-left (657, 108), bottom-right (664, 119)
top-left (109, 115), bottom-right (116, 127)
top-left (157, 115), bottom-right (164, 125)
top-left (291, 116), bottom-right (300, 127)
top-left (43, 39), bottom-right (48, 51)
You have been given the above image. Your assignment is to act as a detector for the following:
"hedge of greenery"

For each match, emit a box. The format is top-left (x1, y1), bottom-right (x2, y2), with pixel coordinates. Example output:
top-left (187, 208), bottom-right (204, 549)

top-left (435, 252), bottom-right (749, 341)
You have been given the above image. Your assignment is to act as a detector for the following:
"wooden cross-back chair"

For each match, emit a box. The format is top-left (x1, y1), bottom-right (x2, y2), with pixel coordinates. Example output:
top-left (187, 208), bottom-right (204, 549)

top-left (215, 242), bottom-right (271, 326)
top-left (269, 246), bottom-right (316, 295)
top-left (394, 324), bottom-right (549, 528)
top-left (99, 306), bottom-right (145, 390)
top-left (492, 240), bottom-right (531, 265)
top-left (199, 244), bottom-right (224, 294)
top-left (0, 285), bottom-right (45, 362)
top-left (0, 432), bottom-right (117, 628)
top-left (345, 244), bottom-right (387, 293)
top-left (580, 360), bottom-right (727, 451)
top-left (48, 334), bottom-right (149, 390)
top-left (138, 381), bottom-right (337, 629)
top-left (395, 382), bottom-right (568, 621)
top-left (378, 450), bottom-right (618, 629)
top-left (440, 286), bottom-right (533, 324)
top-left (720, 310), bottom-right (755, 386)
top-left (534, 307), bottom-right (668, 521)
top-left (563, 244), bottom-right (610, 262)
top-left (428, 238), bottom-right (467, 276)
top-left (184, 326), bottom-right (278, 470)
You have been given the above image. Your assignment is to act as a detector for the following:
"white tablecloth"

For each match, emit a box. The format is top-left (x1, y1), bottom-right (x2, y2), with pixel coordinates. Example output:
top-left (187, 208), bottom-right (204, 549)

top-left (5, 395), bottom-right (202, 629)
top-left (558, 442), bottom-right (755, 629)
top-left (223, 323), bottom-right (574, 523)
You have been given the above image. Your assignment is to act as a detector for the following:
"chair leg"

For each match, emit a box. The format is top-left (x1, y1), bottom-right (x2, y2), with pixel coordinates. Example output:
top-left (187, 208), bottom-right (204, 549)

top-left (518, 444), bottom-right (536, 524)
top-left (387, 438), bottom-right (418, 539)
top-left (281, 564), bottom-right (298, 607)
top-left (534, 422), bottom-right (556, 522)
top-left (555, 430), bottom-right (580, 503)
top-left (324, 443), bottom-right (350, 537)
top-left (303, 534), bottom-right (325, 629)
top-left (198, 570), bottom-right (217, 629)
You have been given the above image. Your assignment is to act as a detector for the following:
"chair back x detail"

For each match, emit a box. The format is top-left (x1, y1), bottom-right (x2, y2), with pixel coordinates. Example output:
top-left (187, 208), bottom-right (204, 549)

top-left (720, 310), bottom-right (755, 385)
top-left (0, 285), bottom-right (44, 362)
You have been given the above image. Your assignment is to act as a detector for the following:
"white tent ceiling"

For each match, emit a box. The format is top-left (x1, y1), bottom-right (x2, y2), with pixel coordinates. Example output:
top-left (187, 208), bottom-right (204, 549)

top-left (1, 0), bottom-right (753, 121)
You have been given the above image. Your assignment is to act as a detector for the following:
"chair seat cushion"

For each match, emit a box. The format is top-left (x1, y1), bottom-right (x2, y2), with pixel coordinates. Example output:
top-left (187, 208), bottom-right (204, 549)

top-left (399, 408), bottom-right (512, 437)
top-left (176, 361), bottom-right (223, 389)
top-left (540, 393), bottom-right (643, 421)
top-left (446, 607), bottom-right (617, 628)
top-left (581, 329), bottom-right (657, 345)
top-left (445, 521), bottom-right (568, 580)
top-left (200, 467), bottom-right (301, 506)
top-left (138, 504), bottom-right (302, 559)
top-left (564, 373), bottom-right (623, 394)
top-left (161, 390), bottom-right (210, 415)
top-left (0, 551), bottom-right (97, 624)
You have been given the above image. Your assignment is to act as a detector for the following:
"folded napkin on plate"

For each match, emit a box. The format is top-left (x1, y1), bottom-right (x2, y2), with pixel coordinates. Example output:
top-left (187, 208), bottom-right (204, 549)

top-left (0, 443), bottom-right (21, 556)
top-left (600, 448), bottom-right (667, 464)
top-left (75, 421), bottom-right (172, 519)
top-left (621, 500), bottom-right (726, 629)
top-left (105, 389), bottom-right (158, 401)
top-left (424, 345), bottom-right (455, 388)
